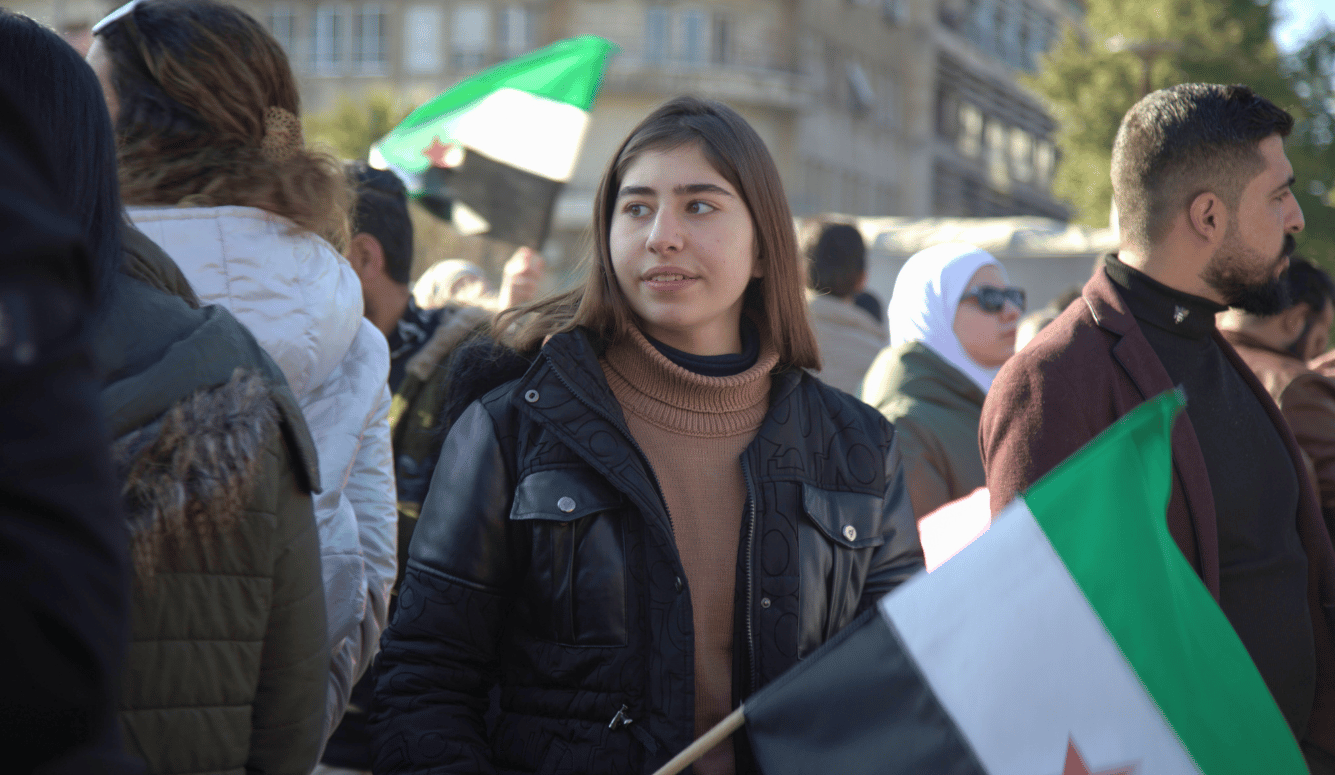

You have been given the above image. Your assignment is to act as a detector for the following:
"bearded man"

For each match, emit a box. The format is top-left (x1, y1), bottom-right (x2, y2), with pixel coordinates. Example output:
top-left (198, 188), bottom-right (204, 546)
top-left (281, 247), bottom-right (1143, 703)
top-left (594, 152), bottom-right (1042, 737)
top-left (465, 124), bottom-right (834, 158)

top-left (980, 83), bottom-right (1335, 770)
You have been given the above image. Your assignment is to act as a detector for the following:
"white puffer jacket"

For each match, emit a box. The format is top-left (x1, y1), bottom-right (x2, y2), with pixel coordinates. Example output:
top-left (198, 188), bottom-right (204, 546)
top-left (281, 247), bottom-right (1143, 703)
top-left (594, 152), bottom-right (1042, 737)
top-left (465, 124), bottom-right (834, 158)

top-left (129, 205), bottom-right (397, 743)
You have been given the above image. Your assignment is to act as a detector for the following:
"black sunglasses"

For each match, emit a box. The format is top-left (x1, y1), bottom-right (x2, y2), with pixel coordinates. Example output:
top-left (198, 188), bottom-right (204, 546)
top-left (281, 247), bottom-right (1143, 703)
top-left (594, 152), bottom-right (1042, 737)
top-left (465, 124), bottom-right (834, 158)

top-left (960, 285), bottom-right (1026, 313)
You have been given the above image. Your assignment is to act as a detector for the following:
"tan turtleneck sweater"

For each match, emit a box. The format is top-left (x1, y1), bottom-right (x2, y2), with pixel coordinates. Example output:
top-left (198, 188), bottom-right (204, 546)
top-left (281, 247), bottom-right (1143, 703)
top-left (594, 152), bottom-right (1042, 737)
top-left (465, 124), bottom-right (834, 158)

top-left (601, 326), bottom-right (779, 775)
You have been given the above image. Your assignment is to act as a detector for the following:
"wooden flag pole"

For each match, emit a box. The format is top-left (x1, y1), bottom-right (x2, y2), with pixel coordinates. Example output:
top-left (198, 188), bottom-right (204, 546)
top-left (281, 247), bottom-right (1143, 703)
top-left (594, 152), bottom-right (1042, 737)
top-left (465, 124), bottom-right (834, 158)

top-left (650, 706), bottom-right (747, 775)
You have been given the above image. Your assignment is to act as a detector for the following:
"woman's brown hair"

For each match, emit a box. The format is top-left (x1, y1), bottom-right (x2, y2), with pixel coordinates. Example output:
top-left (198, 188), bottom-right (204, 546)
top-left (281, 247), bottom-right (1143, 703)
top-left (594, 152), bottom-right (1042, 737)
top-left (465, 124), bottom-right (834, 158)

top-left (496, 95), bottom-right (820, 370)
top-left (95, 0), bottom-right (351, 251)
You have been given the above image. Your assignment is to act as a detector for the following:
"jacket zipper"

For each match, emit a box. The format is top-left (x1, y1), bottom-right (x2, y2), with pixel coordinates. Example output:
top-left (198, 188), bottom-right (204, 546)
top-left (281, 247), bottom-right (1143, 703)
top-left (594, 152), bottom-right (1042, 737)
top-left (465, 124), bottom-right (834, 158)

top-left (741, 457), bottom-right (759, 695)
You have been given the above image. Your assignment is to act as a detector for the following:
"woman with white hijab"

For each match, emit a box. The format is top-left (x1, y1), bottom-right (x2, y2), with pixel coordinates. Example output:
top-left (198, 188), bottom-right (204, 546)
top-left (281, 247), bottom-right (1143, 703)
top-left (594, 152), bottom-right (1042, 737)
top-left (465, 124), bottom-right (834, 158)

top-left (862, 243), bottom-right (1024, 518)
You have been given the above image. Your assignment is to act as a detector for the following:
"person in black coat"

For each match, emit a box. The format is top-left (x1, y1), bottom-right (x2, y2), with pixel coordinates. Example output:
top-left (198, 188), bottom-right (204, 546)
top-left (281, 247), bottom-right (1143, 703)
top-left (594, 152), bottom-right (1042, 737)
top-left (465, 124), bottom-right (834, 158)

top-left (0, 74), bottom-right (132, 773)
top-left (370, 97), bottom-right (924, 775)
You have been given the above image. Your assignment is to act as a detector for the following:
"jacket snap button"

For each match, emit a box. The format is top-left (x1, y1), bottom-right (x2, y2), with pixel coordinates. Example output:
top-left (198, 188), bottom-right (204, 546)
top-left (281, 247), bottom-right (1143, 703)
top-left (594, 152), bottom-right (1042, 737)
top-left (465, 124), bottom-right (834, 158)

top-left (674, 576), bottom-right (683, 593)
top-left (843, 525), bottom-right (857, 541)
top-left (760, 597), bottom-right (771, 609)
top-left (524, 389), bottom-right (540, 403)
top-left (557, 496), bottom-right (576, 512)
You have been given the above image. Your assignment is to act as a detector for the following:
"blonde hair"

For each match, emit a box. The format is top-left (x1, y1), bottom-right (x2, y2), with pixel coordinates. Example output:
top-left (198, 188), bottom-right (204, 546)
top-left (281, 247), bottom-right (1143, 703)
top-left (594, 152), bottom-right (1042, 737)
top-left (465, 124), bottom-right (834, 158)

top-left (494, 96), bottom-right (820, 370)
top-left (97, 0), bottom-right (351, 251)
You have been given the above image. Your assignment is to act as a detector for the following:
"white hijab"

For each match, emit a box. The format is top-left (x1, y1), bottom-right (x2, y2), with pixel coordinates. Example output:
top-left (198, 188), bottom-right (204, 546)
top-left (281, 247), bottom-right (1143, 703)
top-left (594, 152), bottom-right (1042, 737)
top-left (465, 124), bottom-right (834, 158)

top-left (888, 243), bottom-right (1008, 394)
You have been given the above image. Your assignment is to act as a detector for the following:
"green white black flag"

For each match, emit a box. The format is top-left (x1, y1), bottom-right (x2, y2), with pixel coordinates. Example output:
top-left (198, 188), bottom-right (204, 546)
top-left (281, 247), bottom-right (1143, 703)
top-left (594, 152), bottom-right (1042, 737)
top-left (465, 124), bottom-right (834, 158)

top-left (370, 35), bottom-right (614, 248)
top-left (738, 390), bottom-right (1305, 774)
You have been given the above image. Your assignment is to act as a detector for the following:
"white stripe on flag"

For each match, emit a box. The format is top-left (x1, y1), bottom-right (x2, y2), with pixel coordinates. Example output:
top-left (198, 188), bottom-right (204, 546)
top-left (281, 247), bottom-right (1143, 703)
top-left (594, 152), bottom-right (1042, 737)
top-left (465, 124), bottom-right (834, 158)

top-left (879, 499), bottom-right (1201, 775)
top-left (449, 87), bottom-right (589, 181)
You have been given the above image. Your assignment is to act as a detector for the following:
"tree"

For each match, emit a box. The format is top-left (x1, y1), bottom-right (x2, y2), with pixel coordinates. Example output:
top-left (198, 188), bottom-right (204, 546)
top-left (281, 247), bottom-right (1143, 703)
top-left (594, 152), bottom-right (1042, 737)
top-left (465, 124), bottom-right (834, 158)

top-left (1024, 0), bottom-right (1335, 269)
top-left (303, 90), bottom-right (415, 161)
top-left (1284, 26), bottom-right (1335, 267)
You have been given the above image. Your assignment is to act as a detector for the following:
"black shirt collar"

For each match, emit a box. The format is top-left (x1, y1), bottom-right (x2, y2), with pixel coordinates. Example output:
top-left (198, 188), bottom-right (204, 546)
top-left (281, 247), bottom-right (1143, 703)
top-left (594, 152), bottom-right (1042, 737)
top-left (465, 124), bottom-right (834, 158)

top-left (1104, 254), bottom-right (1225, 340)
top-left (647, 317), bottom-right (761, 377)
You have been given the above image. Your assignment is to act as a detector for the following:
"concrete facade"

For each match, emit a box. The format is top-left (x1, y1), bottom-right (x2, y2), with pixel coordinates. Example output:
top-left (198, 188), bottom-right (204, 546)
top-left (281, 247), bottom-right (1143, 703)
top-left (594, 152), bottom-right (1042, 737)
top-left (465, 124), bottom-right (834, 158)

top-left (17, 0), bottom-right (1082, 265)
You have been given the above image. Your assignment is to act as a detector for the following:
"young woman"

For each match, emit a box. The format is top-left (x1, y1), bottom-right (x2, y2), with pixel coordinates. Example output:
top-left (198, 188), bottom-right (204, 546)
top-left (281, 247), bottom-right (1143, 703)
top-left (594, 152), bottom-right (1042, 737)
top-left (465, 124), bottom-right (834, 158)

top-left (371, 96), bottom-right (923, 774)
top-left (861, 243), bottom-right (1024, 518)
top-left (88, 0), bottom-right (396, 740)
top-left (1, 11), bottom-right (327, 774)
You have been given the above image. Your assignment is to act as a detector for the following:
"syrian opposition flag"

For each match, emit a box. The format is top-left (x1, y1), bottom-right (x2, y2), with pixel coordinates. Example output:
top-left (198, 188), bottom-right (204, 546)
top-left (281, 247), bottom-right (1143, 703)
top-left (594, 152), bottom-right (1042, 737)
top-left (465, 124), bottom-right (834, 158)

top-left (655, 390), bottom-right (1306, 775)
top-left (369, 35), bottom-right (614, 249)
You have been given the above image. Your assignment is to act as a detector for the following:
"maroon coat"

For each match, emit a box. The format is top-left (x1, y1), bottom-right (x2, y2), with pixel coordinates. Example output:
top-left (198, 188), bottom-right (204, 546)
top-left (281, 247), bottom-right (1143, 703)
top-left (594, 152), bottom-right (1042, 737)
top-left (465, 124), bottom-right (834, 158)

top-left (980, 266), bottom-right (1335, 754)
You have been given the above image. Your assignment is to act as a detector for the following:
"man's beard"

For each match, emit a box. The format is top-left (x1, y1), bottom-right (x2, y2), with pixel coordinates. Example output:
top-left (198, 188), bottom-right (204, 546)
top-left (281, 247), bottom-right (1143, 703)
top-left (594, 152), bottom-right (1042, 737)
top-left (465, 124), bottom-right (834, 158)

top-left (1202, 232), bottom-right (1296, 315)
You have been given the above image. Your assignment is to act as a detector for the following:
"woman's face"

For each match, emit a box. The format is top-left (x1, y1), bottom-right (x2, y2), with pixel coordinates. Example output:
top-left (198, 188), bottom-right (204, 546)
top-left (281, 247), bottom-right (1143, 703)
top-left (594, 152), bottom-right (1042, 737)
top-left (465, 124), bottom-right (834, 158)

top-left (608, 143), bottom-right (760, 355)
top-left (86, 37), bottom-right (119, 123)
top-left (952, 264), bottom-right (1020, 368)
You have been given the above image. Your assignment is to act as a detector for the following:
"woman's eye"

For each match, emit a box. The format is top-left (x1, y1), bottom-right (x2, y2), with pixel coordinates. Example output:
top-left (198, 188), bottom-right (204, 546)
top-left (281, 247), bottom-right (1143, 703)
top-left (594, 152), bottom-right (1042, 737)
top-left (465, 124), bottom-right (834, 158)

top-left (687, 201), bottom-right (716, 215)
top-left (625, 203), bottom-right (649, 217)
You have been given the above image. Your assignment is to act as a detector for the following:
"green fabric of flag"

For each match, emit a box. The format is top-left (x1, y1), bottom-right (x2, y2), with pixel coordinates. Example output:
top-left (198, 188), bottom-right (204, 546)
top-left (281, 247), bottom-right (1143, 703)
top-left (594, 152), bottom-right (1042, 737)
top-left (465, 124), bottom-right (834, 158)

top-left (1025, 389), bottom-right (1306, 773)
top-left (373, 36), bottom-right (615, 178)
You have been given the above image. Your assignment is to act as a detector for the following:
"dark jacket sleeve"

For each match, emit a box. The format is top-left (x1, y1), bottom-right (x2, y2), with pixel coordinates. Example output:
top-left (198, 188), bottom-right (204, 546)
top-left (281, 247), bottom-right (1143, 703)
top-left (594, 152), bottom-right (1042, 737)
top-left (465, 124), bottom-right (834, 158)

top-left (980, 346), bottom-right (1102, 517)
top-left (371, 401), bottom-right (517, 774)
top-left (859, 424), bottom-right (926, 608)
top-left (892, 415), bottom-right (953, 519)
top-left (247, 430), bottom-right (328, 775)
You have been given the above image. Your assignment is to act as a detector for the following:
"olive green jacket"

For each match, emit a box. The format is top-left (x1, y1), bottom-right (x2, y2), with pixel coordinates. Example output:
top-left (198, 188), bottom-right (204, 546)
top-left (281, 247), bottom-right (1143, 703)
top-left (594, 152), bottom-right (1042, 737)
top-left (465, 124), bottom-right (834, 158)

top-left (95, 228), bottom-right (327, 775)
top-left (862, 341), bottom-right (987, 518)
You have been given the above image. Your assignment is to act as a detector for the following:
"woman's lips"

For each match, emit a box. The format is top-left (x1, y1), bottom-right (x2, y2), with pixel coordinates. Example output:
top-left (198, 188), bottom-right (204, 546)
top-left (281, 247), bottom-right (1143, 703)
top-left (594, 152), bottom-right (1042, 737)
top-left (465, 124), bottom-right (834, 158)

top-left (642, 269), bottom-right (698, 292)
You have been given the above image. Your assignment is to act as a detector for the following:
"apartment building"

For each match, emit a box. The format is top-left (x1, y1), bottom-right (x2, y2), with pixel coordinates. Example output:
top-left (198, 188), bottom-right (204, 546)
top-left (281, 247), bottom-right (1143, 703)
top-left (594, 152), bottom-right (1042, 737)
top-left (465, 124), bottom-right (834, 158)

top-left (16, 0), bottom-right (1079, 259)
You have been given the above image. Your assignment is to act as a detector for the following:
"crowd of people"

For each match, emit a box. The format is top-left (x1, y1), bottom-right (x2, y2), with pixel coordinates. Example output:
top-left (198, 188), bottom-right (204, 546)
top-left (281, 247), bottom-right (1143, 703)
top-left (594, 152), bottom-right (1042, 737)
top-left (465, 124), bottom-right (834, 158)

top-left (4, 0), bottom-right (1335, 773)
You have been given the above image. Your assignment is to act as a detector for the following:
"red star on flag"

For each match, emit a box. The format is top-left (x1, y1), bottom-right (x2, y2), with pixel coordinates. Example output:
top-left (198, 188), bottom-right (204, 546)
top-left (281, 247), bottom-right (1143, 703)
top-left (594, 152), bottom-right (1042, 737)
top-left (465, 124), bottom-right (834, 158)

top-left (1062, 739), bottom-right (1136, 775)
top-left (422, 136), bottom-right (463, 169)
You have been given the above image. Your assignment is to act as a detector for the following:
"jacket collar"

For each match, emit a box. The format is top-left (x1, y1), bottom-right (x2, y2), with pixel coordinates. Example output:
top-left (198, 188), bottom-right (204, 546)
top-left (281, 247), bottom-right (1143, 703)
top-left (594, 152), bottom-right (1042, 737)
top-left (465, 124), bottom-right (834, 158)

top-left (1218, 327), bottom-right (1303, 362)
top-left (1082, 266), bottom-right (1221, 594)
top-left (98, 273), bottom-right (320, 493)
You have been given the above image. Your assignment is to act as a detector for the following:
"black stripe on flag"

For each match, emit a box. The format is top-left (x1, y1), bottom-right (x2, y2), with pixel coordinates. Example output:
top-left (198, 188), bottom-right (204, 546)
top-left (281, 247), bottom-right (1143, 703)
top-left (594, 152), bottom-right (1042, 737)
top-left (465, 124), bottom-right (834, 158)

top-left (419, 149), bottom-right (563, 250)
top-left (745, 607), bottom-right (988, 775)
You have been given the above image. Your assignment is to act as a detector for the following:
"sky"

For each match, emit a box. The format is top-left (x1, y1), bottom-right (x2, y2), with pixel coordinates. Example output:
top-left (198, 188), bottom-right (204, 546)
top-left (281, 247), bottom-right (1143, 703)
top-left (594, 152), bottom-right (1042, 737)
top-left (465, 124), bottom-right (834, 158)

top-left (1276, 0), bottom-right (1335, 53)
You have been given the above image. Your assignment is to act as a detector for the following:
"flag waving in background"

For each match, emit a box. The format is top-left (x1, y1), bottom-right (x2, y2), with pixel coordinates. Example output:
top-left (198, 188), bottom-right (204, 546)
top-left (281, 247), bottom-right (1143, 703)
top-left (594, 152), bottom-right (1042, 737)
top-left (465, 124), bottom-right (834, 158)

top-left (656, 390), bottom-right (1306, 775)
top-left (369, 35), bottom-right (615, 248)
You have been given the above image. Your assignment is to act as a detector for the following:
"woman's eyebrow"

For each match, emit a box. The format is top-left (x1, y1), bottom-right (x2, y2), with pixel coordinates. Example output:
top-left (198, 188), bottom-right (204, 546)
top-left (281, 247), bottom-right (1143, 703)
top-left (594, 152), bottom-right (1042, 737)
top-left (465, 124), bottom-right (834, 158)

top-left (676, 183), bottom-right (733, 197)
top-left (617, 182), bottom-right (735, 198)
top-left (617, 184), bottom-right (655, 198)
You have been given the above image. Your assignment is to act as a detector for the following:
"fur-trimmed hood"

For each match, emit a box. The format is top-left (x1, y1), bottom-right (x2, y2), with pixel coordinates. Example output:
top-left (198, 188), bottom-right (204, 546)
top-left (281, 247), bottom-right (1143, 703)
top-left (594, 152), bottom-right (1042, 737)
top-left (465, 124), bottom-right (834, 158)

top-left (96, 271), bottom-right (319, 574)
top-left (113, 370), bottom-right (276, 575)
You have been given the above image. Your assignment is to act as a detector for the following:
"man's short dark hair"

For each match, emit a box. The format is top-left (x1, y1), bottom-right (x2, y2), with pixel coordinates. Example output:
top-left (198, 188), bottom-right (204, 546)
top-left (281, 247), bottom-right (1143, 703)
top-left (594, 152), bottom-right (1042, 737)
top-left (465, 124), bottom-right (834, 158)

top-left (1111, 83), bottom-right (1293, 252)
top-left (807, 222), bottom-right (866, 298)
top-left (348, 161), bottom-right (413, 284)
top-left (1280, 255), bottom-right (1335, 316)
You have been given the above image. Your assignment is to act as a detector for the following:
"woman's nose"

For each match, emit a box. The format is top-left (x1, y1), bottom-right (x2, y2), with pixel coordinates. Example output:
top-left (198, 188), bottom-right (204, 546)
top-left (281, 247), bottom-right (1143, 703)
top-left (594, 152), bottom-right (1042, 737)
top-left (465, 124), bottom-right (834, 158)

top-left (1000, 300), bottom-right (1023, 322)
top-left (647, 210), bottom-right (684, 254)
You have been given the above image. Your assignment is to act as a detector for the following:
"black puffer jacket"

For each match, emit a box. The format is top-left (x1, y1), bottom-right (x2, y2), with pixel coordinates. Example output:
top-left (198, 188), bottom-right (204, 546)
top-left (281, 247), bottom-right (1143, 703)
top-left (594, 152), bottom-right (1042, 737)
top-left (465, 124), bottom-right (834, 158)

top-left (371, 329), bottom-right (923, 774)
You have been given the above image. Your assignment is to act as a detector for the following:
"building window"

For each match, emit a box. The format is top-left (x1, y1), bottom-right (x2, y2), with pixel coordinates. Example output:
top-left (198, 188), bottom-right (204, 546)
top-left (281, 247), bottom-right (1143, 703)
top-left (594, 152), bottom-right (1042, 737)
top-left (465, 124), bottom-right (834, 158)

top-left (846, 61), bottom-right (876, 114)
top-left (404, 5), bottom-right (443, 73)
top-left (498, 5), bottom-right (533, 58)
top-left (267, 4), bottom-right (297, 58)
top-left (681, 9), bottom-right (706, 64)
top-left (985, 121), bottom-right (1008, 188)
top-left (881, 0), bottom-right (908, 25)
top-left (1035, 139), bottom-right (1056, 189)
top-left (645, 6), bottom-right (669, 63)
top-left (353, 4), bottom-right (387, 71)
top-left (313, 3), bottom-right (347, 71)
top-left (711, 13), bottom-right (731, 64)
top-left (958, 101), bottom-right (983, 156)
top-left (1009, 127), bottom-right (1034, 182)
top-left (452, 3), bottom-right (491, 70)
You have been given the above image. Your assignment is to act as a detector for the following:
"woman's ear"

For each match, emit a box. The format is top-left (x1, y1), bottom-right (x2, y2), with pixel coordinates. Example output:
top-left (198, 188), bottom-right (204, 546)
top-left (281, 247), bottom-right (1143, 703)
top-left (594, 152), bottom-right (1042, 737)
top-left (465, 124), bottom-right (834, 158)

top-left (751, 239), bottom-right (764, 279)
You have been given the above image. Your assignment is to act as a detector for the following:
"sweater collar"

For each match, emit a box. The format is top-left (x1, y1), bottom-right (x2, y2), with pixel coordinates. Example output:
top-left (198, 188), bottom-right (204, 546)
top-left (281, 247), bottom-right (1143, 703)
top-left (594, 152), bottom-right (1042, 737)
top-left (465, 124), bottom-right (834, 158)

top-left (601, 324), bottom-right (779, 437)
top-left (646, 317), bottom-right (761, 377)
top-left (1104, 254), bottom-right (1225, 340)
